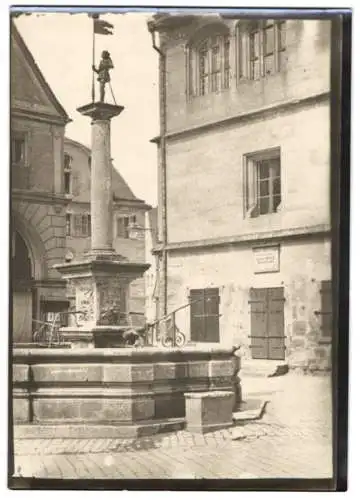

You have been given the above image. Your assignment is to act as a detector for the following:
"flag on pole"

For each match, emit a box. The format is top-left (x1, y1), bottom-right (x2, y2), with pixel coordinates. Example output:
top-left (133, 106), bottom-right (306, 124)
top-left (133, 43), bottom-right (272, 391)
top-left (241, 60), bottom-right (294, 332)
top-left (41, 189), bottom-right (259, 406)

top-left (92, 15), bottom-right (114, 35)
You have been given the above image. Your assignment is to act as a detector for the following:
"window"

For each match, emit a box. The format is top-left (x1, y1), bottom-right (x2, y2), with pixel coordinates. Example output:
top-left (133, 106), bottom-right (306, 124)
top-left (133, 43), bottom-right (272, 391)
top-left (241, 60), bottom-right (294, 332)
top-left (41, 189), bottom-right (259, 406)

top-left (117, 215), bottom-right (136, 238)
top-left (64, 153), bottom-right (72, 195)
top-left (245, 149), bottom-right (281, 218)
top-left (190, 288), bottom-right (220, 343)
top-left (11, 133), bottom-right (27, 166)
top-left (237, 20), bottom-right (286, 81)
top-left (73, 213), bottom-right (91, 237)
top-left (117, 216), bottom-right (130, 238)
top-left (188, 31), bottom-right (231, 98)
top-left (66, 214), bottom-right (71, 236)
top-left (319, 280), bottom-right (332, 339)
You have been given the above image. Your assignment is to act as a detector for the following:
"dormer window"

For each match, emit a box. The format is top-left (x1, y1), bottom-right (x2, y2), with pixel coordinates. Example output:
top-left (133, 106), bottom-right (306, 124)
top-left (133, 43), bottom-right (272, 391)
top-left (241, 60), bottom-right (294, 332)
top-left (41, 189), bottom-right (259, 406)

top-left (188, 26), bottom-right (231, 98)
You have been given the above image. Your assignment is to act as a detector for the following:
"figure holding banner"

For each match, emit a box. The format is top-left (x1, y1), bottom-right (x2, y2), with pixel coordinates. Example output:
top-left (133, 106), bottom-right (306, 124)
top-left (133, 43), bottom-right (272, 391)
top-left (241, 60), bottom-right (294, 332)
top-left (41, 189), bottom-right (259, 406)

top-left (92, 50), bottom-right (114, 102)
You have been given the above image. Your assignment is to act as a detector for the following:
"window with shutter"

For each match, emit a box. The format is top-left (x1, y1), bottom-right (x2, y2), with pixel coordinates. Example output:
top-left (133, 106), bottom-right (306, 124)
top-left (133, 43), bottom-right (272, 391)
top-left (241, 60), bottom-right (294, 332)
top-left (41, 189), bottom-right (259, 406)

top-left (190, 288), bottom-right (220, 343)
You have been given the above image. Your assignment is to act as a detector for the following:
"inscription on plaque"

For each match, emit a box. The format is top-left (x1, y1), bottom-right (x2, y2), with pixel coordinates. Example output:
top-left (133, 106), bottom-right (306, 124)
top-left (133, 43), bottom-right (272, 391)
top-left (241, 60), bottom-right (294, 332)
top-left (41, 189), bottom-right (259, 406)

top-left (253, 245), bottom-right (280, 274)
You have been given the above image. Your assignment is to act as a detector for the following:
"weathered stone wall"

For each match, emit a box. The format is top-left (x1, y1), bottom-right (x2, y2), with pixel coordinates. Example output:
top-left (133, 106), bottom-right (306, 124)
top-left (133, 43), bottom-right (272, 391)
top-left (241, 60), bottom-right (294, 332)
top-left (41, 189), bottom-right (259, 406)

top-left (165, 100), bottom-right (330, 244)
top-left (162, 19), bottom-right (330, 133)
top-left (12, 199), bottom-right (66, 280)
top-left (165, 237), bottom-right (331, 370)
top-left (13, 346), bottom-right (237, 426)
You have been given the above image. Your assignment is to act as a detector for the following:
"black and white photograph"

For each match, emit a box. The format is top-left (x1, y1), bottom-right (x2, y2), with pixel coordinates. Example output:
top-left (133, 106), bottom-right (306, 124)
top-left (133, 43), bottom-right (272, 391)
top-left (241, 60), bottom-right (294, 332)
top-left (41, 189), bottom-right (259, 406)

top-left (8, 4), bottom-right (350, 490)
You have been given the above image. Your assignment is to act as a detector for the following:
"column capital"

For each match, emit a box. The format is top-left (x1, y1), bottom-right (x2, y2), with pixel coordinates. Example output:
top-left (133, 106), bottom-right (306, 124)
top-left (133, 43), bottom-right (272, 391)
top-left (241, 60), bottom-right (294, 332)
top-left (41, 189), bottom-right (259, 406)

top-left (77, 101), bottom-right (124, 121)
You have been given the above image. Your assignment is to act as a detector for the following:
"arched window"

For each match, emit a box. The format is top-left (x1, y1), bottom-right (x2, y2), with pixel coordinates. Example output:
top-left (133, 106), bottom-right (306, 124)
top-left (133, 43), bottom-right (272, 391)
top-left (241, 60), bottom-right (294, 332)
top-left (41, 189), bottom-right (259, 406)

top-left (188, 27), bottom-right (231, 98)
top-left (236, 20), bottom-right (286, 81)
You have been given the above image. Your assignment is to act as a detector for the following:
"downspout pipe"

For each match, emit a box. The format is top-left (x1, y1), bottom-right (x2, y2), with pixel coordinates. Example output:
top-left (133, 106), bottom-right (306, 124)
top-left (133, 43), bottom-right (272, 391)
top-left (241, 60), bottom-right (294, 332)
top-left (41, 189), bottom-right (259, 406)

top-left (148, 23), bottom-right (168, 319)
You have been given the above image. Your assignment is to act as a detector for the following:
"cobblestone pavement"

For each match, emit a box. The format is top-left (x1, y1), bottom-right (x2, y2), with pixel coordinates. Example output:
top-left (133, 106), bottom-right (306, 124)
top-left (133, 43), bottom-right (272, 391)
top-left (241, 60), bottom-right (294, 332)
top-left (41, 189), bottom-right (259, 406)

top-left (12, 373), bottom-right (333, 480)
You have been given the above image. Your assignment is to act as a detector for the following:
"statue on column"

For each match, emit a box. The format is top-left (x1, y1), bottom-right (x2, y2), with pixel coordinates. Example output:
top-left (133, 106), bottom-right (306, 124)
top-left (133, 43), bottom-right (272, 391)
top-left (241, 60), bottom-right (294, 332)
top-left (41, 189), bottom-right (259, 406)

top-left (92, 50), bottom-right (114, 103)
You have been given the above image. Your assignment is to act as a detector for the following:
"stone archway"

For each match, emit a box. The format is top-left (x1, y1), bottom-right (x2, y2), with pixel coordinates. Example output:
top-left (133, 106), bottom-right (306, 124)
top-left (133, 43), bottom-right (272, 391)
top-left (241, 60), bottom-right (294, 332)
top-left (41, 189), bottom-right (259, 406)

top-left (12, 230), bottom-right (35, 344)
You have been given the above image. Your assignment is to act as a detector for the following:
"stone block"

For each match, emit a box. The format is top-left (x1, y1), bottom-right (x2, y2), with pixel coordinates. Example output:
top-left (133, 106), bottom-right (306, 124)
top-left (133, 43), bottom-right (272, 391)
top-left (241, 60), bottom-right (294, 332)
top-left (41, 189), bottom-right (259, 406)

top-left (293, 320), bottom-right (307, 336)
top-left (131, 364), bottom-right (154, 383)
top-left (208, 359), bottom-right (234, 378)
top-left (154, 362), bottom-right (187, 380)
top-left (13, 364), bottom-right (29, 383)
top-left (185, 391), bottom-right (234, 434)
top-left (131, 397), bottom-right (155, 421)
top-left (154, 393), bottom-right (185, 419)
top-left (103, 364), bottom-right (131, 383)
top-left (13, 396), bottom-right (29, 423)
top-left (31, 364), bottom-right (103, 384)
top-left (187, 361), bottom-right (208, 379)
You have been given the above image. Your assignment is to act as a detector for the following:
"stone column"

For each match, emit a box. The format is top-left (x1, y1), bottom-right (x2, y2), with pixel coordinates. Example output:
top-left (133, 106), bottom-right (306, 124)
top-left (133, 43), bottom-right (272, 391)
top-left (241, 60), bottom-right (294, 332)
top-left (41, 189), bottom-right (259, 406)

top-left (54, 102), bottom-right (150, 348)
top-left (91, 118), bottom-right (113, 252)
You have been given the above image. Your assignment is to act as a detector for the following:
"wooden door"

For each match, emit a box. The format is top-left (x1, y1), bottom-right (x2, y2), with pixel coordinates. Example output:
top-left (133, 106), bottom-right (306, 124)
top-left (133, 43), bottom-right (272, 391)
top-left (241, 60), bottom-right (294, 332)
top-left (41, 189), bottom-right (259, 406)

top-left (249, 287), bottom-right (285, 360)
top-left (13, 290), bottom-right (33, 344)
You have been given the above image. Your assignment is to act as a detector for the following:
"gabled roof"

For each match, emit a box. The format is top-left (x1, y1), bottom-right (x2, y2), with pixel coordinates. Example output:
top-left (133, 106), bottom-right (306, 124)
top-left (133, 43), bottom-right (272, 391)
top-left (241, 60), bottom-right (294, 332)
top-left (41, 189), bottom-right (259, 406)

top-left (11, 20), bottom-right (70, 123)
top-left (64, 137), bottom-right (145, 204)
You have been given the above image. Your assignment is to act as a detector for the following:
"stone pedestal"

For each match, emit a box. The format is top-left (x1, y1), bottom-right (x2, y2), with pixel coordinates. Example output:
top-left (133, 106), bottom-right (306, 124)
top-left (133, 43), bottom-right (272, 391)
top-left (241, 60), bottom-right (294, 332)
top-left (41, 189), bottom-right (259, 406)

top-left (54, 102), bottom-right (149, 347)
top-left (184, 390), bottom-right (234, 434)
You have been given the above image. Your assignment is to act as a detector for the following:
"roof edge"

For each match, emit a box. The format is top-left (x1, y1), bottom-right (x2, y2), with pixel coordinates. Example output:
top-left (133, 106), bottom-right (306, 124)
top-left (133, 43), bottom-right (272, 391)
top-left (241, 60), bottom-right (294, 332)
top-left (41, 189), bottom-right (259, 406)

top-left (11, 19), bottom-right (71, 124)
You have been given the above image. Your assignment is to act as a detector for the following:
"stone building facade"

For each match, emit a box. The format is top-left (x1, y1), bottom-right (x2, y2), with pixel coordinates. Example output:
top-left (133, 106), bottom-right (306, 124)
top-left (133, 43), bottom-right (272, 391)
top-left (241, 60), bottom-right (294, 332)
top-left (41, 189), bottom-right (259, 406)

top-left (149, 15), bottom-right (332, 371)
top-left (11, 21), bottom-right (70, 342)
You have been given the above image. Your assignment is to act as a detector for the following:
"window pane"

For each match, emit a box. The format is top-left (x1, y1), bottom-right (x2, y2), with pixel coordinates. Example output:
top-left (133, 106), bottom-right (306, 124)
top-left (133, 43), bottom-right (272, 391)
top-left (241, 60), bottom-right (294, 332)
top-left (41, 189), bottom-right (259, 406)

top-left (224, 36), bottom-right (230, 68)
top-left (273, 194), bottom-right (281, 211)
top-left (273, 177), bottom-right (281, 195)
top-left (212, 72), bottom-right (221, 92)
top-left (271, 158), bottom-right (281, 177)
top-left (212, 45), bottom-right (220, 72)
top-left (258, 161), bottom-right (270, 179)
top-left (13, 138), bottom-right (25, 164)
top-left (250, 31), bottom-right (260, 60)
top-left (259, 197), bottom-right (270, 215)
top-left (264, 54), bottom-right (275, 75)
top-left (251, 60), bottom-right (260, 80)
top-left (277, 21), bottom-right (286, 51)
top-left (66, 214), bottom-right (71, 236)
top-left (87, 215), bottom-right (91, 236)
top-left (82, 215), bottom-right (88, 235)
top-left (199, 48), bottom-right (208, 74)
top-left (200, 75), bottom-right (209, 95)
top-left (264, 25), bottom-right (275, 54)
top-left (64, 154), bottom-right (72, 170)
top-left (259, 179), bottom-right (269, 196)
top-left (64, 172), bottom-right (70, 194)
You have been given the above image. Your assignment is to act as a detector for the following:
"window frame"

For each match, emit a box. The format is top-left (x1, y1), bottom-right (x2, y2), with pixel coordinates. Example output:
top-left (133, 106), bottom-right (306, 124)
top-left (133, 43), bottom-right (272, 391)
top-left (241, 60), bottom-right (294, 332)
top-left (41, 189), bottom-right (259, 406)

top-left (63, 153), bottom-right (73, 196)
top-left (65, 213), bottom-right (71, 236)
top-left (236, 20), bottom-right (286, 82)
top-left (187, 29), bottom-right (231, 99)
top-left (11, 131), bottom-right (28, 167)
top-left (244, 148), bottom-right (282, 218)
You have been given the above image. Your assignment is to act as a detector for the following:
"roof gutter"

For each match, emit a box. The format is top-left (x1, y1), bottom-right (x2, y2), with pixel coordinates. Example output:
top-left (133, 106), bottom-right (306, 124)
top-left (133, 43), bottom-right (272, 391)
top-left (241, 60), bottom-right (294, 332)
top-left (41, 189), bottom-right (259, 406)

top-left (148, 21), bottom-right (168, 318)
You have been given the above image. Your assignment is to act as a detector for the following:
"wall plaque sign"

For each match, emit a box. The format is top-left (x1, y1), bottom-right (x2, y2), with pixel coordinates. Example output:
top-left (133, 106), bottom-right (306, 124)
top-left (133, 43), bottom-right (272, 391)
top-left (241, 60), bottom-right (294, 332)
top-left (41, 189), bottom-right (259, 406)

top-left (253, 245), bottom-right (280, 274)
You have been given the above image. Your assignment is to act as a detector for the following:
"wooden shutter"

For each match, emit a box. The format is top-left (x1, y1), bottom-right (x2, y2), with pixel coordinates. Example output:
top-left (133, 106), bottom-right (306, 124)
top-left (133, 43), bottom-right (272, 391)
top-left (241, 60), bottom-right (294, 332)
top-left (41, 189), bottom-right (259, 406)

top-left (249, 288), bottom-right (267, 359)
top-left (320, 280), bottom-right (332, 338)
top-left (190, 289), bottom-right (205, 342)
top-left (190, 288), bottom-right (220, 343)
top-left (267, 287), bottom-right (285, 360)
top-left (204, 288), bottom-right (220, 342)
